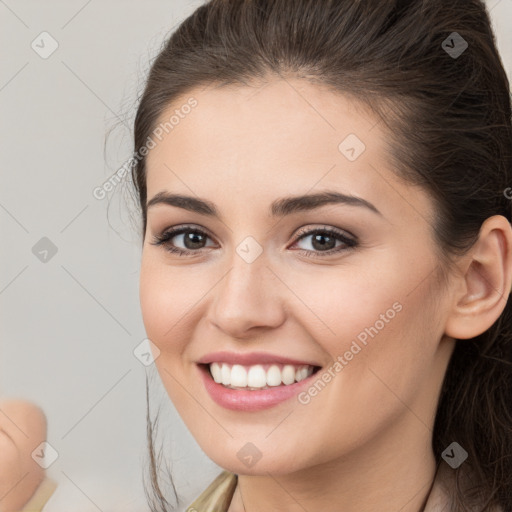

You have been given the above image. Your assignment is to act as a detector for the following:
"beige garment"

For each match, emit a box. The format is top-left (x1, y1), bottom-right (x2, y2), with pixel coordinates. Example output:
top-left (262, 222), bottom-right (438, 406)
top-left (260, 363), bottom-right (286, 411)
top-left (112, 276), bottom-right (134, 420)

top-left (18, 477), bottom-right (58, 512)
top-left (185, 462), bottom-right (504, 512)
top-left (186, 470), bottom-right (237, 512)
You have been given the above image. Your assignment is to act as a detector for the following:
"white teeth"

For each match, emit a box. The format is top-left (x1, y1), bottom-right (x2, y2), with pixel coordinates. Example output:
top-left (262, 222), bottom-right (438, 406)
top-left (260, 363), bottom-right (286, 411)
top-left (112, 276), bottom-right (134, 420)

top-left (295, 367), bottom-right (305, 382)
top-left (231, 364), bottom-right (247, 387)
top-left (247, 365), bottom-right (267, 387)
top-left (221, 363), bottom-right (231, 386)
top-left (208, 362), bottom-right (316, 389)
top-left (281, 365), bottom-right (296, 385)
top-left (211, 362), bottom-right (222, 384)
top-left (266, 365), bottom-right (282, 386)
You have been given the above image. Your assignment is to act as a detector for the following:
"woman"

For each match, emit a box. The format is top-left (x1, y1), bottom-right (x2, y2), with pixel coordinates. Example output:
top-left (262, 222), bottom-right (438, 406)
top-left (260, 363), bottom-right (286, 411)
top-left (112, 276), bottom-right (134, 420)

top-left (131, 0), bottom-right (512, 510)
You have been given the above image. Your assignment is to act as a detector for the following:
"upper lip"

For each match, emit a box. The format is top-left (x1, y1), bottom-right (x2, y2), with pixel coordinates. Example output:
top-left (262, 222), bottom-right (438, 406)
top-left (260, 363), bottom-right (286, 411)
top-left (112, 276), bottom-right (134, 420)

top-left (196, 351), bottom-right (321, 367)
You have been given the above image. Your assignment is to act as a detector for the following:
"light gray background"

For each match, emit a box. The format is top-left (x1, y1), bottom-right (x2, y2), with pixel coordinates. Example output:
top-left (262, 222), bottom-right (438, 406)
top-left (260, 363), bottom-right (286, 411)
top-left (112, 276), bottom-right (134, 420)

top-left (1, 1), bottom-right (511, 511)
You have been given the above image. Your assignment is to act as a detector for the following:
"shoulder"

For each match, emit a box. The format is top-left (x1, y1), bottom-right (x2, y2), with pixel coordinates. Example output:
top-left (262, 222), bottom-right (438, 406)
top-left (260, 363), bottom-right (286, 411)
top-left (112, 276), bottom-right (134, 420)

top-left (186, 470), bottom-right (238, 512)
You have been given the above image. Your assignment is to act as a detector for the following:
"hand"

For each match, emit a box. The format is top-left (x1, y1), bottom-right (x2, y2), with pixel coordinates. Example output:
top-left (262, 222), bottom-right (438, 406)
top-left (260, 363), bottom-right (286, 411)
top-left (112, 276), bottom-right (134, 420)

top-left (0, 400), bottom-right (47, 512)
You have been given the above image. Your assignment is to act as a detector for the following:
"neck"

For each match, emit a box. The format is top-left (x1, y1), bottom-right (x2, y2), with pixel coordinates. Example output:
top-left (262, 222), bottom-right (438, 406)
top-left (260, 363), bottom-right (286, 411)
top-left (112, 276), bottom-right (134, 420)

top-left (227, 412), bottom-right (437, 512)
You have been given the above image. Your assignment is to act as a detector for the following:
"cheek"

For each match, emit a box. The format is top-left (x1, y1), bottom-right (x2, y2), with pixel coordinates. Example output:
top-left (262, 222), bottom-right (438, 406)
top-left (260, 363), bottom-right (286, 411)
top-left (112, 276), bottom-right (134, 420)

top-left (139, 261), bottom-right (168, 345)
top-left (276, 262), bottom-right (405, 353)
top-left (139, 254), bottom-right (200, 350)
top-left (325, 285), bottom-right (439, 427)
top-left (286, 262), bottom-right (440, 411)
top-left (139, 257), bottom-right (197, 408)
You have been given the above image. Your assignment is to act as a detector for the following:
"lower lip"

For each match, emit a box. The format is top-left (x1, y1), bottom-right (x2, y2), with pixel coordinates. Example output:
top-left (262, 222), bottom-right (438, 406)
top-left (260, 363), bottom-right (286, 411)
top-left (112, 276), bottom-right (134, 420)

top-left (197, 364), bottom-right (319, 411)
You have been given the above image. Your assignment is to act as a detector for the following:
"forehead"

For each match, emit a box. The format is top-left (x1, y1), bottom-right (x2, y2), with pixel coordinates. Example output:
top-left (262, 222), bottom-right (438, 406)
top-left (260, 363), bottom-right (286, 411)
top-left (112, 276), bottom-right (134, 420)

top-left (148, 78), bottom-right (382, 162)
top-left (144, 78), bottom-right (431, 222)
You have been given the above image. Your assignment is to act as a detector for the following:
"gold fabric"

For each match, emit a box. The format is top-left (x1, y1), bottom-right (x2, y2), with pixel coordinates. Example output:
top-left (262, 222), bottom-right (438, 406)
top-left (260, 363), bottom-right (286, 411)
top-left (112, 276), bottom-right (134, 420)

top-left (185, 462), bottom-right (504, 512)
top-left (18, 477), bottom-right (58, 512)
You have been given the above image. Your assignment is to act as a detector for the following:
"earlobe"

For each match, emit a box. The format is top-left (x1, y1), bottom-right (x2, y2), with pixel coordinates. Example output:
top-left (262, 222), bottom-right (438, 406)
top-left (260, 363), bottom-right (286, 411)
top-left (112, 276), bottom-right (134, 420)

top-left (444, 215), bottom-right (512, 340)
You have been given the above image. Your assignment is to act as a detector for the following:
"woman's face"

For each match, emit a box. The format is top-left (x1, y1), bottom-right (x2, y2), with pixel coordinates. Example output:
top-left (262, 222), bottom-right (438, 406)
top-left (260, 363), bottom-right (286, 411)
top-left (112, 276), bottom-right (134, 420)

top-left (139, 78), bottom-right (456, 475)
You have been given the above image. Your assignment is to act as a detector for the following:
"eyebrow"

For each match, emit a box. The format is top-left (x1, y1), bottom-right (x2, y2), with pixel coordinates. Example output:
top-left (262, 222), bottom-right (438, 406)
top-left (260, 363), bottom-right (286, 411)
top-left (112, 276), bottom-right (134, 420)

top-left (146, 190), bottom-right (382, 218)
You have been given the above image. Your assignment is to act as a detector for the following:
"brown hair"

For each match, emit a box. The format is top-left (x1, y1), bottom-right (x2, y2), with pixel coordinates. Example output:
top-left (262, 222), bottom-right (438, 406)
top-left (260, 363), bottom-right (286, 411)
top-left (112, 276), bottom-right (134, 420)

top-left (131, 1), bottom-right (512, 510)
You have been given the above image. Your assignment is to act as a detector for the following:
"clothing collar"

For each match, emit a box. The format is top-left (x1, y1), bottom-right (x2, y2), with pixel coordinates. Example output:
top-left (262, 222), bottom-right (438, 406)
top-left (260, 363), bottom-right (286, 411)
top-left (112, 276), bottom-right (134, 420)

top-left (186, 461), bottom-right (503, 512)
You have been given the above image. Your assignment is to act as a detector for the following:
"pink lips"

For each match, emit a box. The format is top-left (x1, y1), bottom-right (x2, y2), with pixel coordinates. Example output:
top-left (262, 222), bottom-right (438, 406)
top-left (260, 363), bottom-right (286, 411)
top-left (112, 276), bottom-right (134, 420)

top-left (196, 350), bottom-right (320, 367)
top-left (196, 351), bottom-right (321, 411)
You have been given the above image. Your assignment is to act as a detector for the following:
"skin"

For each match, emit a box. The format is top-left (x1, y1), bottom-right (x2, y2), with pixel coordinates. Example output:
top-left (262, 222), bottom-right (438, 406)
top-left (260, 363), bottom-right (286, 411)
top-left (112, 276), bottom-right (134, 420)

top-left (139, 77), bottom-right (512, 512)
top-left (0, 400), bottom-right (47, 512)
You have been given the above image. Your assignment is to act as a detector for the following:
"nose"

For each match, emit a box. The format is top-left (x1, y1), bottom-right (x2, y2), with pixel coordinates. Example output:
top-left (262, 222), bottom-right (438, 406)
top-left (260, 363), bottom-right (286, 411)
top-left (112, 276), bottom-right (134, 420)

top-left (207, 254), bottom-right (286, 338)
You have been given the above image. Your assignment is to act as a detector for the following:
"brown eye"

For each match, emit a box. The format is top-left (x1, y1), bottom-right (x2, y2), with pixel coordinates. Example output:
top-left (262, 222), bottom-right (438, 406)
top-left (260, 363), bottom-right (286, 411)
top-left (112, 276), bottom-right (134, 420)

top-left (151, 226), bottom-right (215, 256)
top-left (291, 227), bottom-right (357, 258)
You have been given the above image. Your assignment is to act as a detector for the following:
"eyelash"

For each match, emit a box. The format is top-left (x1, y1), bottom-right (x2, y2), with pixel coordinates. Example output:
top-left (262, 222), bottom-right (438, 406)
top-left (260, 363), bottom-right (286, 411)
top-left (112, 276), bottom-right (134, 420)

top-left (150, 225), bottom-right (358, 259)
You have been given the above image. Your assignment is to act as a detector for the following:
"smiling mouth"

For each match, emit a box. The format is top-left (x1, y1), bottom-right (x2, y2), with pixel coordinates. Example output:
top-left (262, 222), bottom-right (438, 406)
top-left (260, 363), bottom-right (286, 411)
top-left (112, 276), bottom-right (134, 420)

top-left (200, 362), bottom-right (322, 390)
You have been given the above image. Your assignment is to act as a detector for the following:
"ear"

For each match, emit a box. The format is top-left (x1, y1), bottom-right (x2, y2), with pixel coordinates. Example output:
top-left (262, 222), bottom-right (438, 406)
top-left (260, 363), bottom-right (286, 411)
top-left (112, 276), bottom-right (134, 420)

top-left (444, 215), bottom-right (512, 340)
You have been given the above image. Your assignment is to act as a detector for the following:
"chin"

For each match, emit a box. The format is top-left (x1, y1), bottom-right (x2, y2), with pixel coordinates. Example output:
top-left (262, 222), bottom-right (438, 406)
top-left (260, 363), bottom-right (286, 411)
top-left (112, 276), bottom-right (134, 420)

top-left (201, 441), bottom-right (310, 476)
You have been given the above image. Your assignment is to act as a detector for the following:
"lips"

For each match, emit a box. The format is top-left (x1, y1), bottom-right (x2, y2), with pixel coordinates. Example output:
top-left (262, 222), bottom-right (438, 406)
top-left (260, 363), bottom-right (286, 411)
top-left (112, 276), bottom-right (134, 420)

top-left (196, 351), bottom-right (322, 412)
top-left (197, 363), bottom-right (321, 411)
top-left (196, 350), bottom-right (321, 367)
